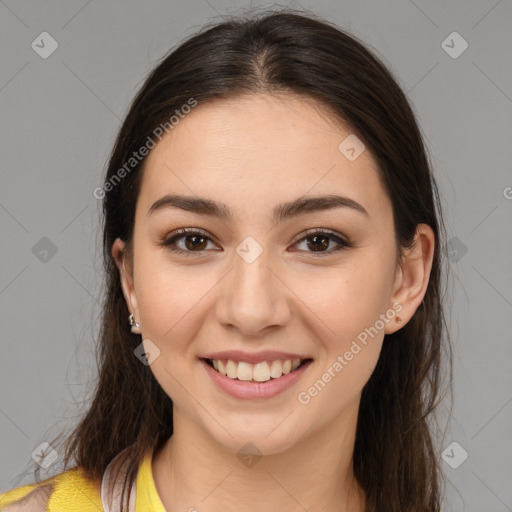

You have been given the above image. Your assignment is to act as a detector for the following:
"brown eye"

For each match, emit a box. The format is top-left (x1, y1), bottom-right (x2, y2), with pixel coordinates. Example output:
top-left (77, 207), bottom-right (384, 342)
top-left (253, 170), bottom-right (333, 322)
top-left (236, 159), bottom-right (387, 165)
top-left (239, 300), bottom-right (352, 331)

top-left (305, 234), bottom-right (330, 252)
top-left (183, 234), bottom-right (208, 251)
top-left (160, 228), bottom-right (217, 256)
top-left (293, 229), bottom-right (352, 256)
top-left (160, 228), bottom-right (352, 257)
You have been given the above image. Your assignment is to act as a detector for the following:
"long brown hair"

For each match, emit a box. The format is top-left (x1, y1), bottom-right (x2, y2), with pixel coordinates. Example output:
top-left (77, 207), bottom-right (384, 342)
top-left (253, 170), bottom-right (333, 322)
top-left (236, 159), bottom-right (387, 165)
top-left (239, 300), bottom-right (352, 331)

top-left (38, 8), bottom-right (452, 511)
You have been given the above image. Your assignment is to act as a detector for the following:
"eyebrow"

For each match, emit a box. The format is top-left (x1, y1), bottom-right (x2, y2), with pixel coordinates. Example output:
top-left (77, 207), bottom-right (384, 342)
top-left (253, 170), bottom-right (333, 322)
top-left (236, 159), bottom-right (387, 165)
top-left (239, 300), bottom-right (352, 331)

top-left (147, 194), bottom-right (369, 223)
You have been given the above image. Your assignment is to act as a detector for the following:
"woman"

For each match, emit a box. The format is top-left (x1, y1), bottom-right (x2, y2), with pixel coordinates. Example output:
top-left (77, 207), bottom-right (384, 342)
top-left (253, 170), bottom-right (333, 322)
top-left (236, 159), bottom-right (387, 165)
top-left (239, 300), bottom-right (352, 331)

top-left (0, 8), bottom-right (452, 512)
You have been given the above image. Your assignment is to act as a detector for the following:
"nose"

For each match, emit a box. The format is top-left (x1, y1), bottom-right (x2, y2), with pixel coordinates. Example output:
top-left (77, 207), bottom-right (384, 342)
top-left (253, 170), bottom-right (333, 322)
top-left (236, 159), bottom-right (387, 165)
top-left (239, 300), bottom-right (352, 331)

top-left (215, 248), bottom-right (291, 337)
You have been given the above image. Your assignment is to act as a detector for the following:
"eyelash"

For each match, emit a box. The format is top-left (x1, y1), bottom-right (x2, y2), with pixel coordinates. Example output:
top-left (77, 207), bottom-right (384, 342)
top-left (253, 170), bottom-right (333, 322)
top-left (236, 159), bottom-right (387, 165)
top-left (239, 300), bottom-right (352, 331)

top-left (158, 227), bottom-right (354, 257)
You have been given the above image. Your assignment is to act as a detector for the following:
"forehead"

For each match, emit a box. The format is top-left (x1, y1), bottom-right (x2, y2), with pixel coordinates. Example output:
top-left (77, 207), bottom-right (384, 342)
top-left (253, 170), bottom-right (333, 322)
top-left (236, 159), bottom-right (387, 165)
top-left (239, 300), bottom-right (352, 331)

top-left (137, 93), bottom-right (390, 223)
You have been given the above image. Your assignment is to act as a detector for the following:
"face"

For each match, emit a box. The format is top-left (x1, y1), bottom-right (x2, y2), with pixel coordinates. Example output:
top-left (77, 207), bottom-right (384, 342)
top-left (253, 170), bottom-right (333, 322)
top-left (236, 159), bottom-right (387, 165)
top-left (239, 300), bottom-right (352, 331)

top-left (114, 93), bottom-right (405, 455)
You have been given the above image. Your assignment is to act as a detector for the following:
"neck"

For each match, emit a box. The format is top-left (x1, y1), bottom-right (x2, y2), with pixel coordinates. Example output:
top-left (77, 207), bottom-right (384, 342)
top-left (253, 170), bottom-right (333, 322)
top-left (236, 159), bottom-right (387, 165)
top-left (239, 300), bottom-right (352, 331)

top-left (152, 403), bottom-right (366, 512)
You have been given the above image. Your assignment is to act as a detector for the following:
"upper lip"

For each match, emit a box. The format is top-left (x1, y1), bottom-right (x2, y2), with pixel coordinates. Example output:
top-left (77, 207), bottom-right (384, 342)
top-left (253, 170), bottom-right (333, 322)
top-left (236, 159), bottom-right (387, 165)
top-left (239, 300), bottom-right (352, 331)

top-left (201, 350), bottom-right (312, 365)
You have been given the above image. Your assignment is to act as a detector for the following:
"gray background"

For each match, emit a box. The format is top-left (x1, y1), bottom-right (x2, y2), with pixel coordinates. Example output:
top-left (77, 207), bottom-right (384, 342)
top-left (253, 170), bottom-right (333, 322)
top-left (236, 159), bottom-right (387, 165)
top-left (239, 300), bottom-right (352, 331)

top-left (1, 1), bottom-right (511, 510)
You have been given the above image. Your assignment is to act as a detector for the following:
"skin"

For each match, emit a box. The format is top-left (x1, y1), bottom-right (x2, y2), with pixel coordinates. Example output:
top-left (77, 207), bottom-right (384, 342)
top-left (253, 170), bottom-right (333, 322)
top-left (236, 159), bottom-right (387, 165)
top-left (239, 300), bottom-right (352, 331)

top-left (112, 92), bottom-right (435, 512)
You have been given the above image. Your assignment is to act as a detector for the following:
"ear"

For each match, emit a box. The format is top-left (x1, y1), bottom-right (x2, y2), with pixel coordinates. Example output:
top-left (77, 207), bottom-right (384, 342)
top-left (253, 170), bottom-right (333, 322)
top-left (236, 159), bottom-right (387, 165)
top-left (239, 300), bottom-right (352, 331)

top-left (112, 238), bottom-right (141, 332)
top-left (385, 223), bottom-right (435, 335)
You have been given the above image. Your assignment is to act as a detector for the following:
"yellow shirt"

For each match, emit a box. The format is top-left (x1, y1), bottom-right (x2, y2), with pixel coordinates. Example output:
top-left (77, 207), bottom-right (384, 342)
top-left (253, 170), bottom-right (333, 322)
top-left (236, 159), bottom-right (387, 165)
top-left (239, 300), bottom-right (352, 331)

top-left (0, 448), bottom-right (166, 511)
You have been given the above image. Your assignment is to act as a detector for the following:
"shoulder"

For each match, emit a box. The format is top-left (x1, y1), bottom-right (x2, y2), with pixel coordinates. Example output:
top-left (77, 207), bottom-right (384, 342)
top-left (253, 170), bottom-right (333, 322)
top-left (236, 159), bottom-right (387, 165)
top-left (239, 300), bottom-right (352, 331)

top-left (0, 466), bottom-right (102, 512)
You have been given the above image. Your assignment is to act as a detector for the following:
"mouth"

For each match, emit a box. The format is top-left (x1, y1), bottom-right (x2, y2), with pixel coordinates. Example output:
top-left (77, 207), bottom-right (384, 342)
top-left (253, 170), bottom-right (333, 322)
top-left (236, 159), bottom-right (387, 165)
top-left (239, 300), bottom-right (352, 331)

top-left (201, 357), bottom-right (313, 383)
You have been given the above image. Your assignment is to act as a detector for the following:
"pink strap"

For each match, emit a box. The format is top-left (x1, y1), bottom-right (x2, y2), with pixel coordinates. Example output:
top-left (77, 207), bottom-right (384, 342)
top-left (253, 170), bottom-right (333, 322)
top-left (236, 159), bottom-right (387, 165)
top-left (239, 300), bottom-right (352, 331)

top-left (100, 448), bottom-right (137, 512)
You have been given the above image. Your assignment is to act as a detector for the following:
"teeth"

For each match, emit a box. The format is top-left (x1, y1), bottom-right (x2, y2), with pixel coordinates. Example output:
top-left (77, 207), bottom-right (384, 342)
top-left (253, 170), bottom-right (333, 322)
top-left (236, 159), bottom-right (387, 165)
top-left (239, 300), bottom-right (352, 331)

top-left (269, 360), bottom-right (282, 378)
top-left (209, 358), bottom-right (304, 382)
top-left (253, 362), bottom-right (270, 382)
top-left (237, 361), bottom-right (253, 381)
top-left (226, 360), bottom-right (238, 379)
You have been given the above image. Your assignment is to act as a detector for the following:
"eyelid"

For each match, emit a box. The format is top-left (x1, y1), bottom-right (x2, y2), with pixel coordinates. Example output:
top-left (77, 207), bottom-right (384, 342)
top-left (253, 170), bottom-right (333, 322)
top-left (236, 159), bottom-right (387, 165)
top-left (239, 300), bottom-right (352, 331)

top-left (159, 227), bottom-right (220, 256)
top-left (290, 228), bottom-right (351, 246)
top-left (159, 227), bottom-right (353, 256)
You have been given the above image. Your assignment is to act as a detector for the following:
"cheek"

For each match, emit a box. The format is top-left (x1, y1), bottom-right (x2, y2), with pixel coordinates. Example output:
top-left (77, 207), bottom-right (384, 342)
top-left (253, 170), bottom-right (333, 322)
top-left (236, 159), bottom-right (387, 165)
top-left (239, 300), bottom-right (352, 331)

top-left (289, 253), bottom-right (393, 401)
top-left (134, 257), bottom-right (207, 350)
top-left (290, 256), bottom-right (394, 345)
top-left (293, 264), bottom-right (389, 415)
top-left (134, 259), bottom-right (214, 403)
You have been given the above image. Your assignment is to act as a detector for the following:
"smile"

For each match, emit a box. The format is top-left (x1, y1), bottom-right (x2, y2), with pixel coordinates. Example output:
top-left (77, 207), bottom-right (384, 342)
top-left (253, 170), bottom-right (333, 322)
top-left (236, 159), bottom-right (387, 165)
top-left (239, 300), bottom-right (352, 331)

top-left (205, 358), bottom-right (310, 382)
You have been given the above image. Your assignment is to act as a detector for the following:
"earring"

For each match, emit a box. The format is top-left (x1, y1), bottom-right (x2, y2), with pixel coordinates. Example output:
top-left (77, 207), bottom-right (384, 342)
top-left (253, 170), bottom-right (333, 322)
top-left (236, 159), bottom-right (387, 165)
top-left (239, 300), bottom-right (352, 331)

top-left (129, 313), bottom-right (141, 334)
top-left (396, 316), bottom-right (403, 325)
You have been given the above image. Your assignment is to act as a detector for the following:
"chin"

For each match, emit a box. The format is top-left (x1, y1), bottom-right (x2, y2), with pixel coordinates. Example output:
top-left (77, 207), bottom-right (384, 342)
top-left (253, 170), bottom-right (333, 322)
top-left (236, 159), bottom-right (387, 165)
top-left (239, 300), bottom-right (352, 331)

top-left (205, 419), bottom-right (303, 457)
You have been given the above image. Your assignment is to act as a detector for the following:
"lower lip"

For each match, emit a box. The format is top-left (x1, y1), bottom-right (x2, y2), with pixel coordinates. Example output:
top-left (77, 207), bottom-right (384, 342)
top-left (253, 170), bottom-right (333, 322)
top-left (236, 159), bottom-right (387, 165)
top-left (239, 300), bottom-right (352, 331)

top-left (201, 359), bottom-right (313, 400)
